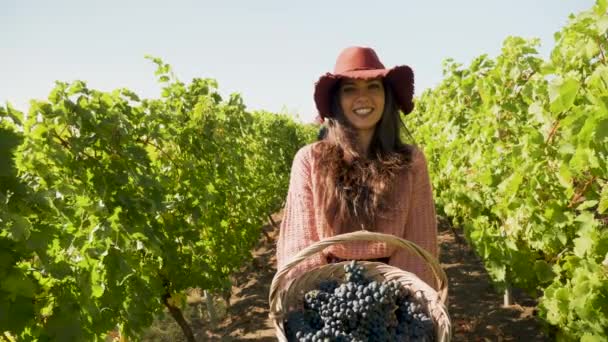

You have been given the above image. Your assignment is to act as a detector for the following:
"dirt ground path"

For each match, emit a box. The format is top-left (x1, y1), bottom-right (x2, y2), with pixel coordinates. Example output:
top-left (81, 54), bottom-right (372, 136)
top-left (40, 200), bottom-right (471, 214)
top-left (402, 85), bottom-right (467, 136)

top-left (144, 214), bottom-right (550, 341)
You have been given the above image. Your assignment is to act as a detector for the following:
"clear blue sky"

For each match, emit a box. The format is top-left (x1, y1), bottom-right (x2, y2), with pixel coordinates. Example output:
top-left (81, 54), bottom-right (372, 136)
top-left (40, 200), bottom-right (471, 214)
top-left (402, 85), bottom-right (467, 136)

top-left (0, 0), bottom-right (596, 123)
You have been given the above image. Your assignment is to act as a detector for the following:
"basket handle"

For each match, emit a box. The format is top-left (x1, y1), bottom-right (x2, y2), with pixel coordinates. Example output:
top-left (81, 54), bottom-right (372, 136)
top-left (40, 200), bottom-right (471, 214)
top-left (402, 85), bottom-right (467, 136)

top-left (269, 230), bottom-right (448, 310)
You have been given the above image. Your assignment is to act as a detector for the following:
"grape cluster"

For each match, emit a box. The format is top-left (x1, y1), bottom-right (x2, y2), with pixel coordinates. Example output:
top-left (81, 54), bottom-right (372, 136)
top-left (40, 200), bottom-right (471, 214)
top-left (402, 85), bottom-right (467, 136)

top-left (284, 261), bottom-right (435, 341)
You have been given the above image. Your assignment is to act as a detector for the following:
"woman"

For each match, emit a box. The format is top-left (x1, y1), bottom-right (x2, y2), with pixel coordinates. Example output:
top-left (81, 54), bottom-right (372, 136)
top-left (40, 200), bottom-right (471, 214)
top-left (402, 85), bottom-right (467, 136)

top-left (276, 46), bottom-right (439, 289)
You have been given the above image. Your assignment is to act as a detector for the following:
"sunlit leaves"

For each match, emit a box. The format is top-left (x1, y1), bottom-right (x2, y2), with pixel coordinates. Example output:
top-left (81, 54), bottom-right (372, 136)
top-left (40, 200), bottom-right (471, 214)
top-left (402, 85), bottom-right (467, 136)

top-left (549, 76), bottom-right (580, 114)
top-left (0, 55), bottom-right (315, 340)
top-left (409, 1), bottom-right (608, 340)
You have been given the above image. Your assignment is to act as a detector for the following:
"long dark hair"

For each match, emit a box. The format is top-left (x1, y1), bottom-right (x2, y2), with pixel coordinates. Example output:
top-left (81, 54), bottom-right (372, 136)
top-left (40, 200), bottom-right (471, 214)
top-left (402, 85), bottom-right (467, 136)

top-left (313, 80), bottom-right (415, 235)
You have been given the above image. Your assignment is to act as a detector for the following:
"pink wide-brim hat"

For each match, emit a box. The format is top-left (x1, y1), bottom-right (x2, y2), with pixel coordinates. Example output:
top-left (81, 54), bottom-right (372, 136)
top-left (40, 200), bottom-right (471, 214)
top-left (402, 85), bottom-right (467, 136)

top-left (314, 46), bottom-right (415, 120)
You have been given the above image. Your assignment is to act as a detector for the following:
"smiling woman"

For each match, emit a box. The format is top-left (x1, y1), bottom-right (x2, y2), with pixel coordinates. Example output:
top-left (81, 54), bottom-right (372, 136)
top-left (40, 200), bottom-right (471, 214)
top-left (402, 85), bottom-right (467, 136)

top-left (275, 46), bottom-right (440, 290)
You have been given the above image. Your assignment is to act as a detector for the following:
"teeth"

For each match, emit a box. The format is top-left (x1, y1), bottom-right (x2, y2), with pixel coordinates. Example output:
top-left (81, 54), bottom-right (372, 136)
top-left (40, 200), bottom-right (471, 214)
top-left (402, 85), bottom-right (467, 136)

top-left (354, 108), bottom-right (373, 115)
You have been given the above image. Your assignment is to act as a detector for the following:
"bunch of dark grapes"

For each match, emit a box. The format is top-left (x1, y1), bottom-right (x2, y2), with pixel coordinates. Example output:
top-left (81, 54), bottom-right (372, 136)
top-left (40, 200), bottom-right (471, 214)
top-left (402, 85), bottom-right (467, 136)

top-left (344, 261), bottom-right (367, 285)
top-left (284, 260), bottom-right (435, 341)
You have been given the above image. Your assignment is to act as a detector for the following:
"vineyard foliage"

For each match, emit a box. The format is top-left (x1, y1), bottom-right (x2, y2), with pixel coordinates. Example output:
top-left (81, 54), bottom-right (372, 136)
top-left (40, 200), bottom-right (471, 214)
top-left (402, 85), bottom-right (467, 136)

top-left (0, 58), bottom-right (315, 340)
top-left (407, 1), bottom-right (608, 340)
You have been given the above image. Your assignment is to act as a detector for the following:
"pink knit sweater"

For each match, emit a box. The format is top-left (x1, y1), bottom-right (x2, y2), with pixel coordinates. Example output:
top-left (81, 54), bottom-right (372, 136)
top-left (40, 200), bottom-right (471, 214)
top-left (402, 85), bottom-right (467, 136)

top-left (276, 142), bottom-right (439, 289)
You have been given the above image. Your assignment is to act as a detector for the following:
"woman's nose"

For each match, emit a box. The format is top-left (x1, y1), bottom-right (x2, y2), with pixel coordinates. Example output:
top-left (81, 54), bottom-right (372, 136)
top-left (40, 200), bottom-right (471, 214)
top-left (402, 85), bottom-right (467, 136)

top-left (354, 92), bottom-right (371, 105)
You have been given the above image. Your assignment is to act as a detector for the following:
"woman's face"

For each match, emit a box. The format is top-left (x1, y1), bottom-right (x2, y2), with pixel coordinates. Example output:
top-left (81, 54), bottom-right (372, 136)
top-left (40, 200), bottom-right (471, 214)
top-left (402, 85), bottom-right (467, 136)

top-left (338, 78), bottom-right (385, 132)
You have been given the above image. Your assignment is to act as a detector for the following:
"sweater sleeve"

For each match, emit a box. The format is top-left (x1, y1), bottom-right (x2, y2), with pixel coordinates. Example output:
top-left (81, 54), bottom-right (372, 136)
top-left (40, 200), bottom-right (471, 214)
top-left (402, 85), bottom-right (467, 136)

top-left (276, 146), bottom-right (327, 287)
top-left (389, 147), bottom-right (439, 290)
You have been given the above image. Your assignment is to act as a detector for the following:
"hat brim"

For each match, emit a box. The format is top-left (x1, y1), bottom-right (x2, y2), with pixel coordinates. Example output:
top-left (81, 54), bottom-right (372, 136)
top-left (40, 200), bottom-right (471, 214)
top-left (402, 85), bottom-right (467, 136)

top-left (314, 65), bottom-right (414, 119)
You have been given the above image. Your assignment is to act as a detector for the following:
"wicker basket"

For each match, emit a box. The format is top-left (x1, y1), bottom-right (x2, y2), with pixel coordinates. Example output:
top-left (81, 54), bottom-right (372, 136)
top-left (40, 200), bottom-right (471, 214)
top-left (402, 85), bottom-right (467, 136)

top-left (269, 230), bottom-right (452, 341)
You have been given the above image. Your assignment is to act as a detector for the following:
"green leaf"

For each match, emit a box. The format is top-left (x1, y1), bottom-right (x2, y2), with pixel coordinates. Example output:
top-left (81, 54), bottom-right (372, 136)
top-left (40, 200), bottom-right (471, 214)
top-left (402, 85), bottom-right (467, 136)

top-left (596, 118), bottom-right (608, 141)
top-left (67, 80), bottom-right (86, 95)
top-left (558, 143), bottom-right (576, 156)
top-left (596, 15), bottom-right (608, 35)
top-left (534, 260), bottom-right (555, 283)
top-left (91, 283), bottom-right (104, 298)
top-left (549, 77), bottom-right (580, 114)
top-left (529, 101), bottom-right (547, 125)
top-left (596, 0), bottom-right (607, 14)
top-left (0, 294), bottom-right (35, 333)
top-left (0, 128), bottom-right (22, 176)
top-left (584, 40), bottom-right (600, 59)
top-left (45, 306), bottom-right (85, 341)
top-left (581, 334), bottom-right (607, 342)
top-left (543, 204), bottom-right (569, 232)
top-left (7, 214), bottom-right (32, 241)
top-left (91, 269), bottom-right (105, 298)
top-left (487, 263), bottom-right (506, 283)
top-left (570, 147), bottom-right (599, 172)
top-left (573, 212), bottom-right (599, 257)
top-left (1, 273), bottom-right (36, 298)
top-left (574, 235), bottom-right (595, 258)
top-left (497, 171), bottom-right (523, 200)
top-left (599, 185), bottom-right (608, 214)
top-left (557, 162), bottom-right (573, 189)
top-left (556, 230), bottom-right (568, 246)
top-left (577, 200), bottom-right (598, 211)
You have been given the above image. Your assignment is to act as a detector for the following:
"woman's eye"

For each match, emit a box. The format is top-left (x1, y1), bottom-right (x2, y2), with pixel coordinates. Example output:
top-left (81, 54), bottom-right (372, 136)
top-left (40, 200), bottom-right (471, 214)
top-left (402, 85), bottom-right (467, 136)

top-left (368, 83), bottom-right (381, 90)
top-left (341, 86), bottom-right (355, 93)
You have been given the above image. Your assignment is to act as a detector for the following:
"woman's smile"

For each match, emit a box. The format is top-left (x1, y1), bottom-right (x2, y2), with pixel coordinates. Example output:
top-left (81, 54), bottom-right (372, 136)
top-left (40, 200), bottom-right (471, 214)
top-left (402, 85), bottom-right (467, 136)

top-left (353, 107), bottom-right (374, 116)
